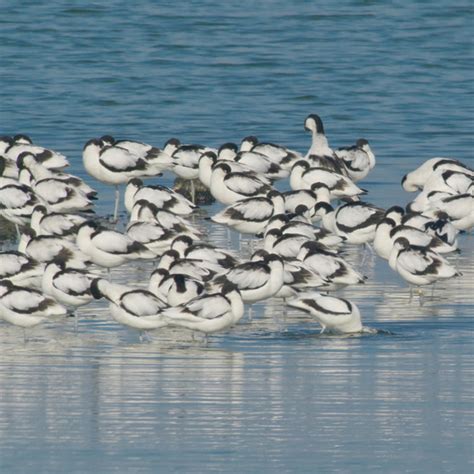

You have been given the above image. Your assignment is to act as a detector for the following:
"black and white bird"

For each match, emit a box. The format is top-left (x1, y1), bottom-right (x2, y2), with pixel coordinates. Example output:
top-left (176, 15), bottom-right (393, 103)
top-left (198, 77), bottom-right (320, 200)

top-left (303, 114), bottom-right (336, 161)
top-left (0, 279), bottom-right (67, 330)
top-left (264, 214), bottom-right (346, 248)
top-left (124, 178), bottom-right (197, 215)
top-left (240, 135), bottom-right (303, 170)
top-left (42, 257), bottom-right (99, 327)
top-left (100, 135), bottom-right (173, 172)
top-left (297, 241), bottom-right (365, 290)
top-left (209, 161), bottom-right (274, 205)
top-left (335, 138), bottom-right (376, 182)
top-left (160, 282), bottom-right (244, 335)
top-left (76, 221), bottom-right (156, 268)
top-left (198, 151), bottom-right (271, 190)
top-left (164, 138), bottom-right (216, 203)
top-left (401, 211), bottom-right (459, 247)
top-left (83, 137), bottom-right (161, 222)
top-left (219, 142), bottom-right (289, 181)
top-left (126, 220), bottom-right (187, 256)
top-left (209, 253), bottom-right (284, 304)
top-left (0, 179), bottom-right (44, 228)
top-left (289, 160), bottom-right (365, 199)
top-left (211, 190), bottom-right (286, 235)
top-left (16, 155), bottom-right (95, 213)
top-left (419, 168), bottom-right (473, 196)
top-left (0, 251), bottom-right (44, 288)
top-left (156, 249), bottom-right (223, 282)
top-left (30, 205), bottom-right (89, 241)
top-left (388, 237), bottom-right (461, 290)
top-left (282, 189), bottom-right (319, 220)
top-left (90, 278), bottom-right (168, 335)
top-left (263, 228), bottom-right (313, 259)
top-left (170, 235), bottom-right (240, 270)
top-left (314, 201), bottom-right (385, 245)
top-left (148, 269), bottom-right (205, 307)
top-left (19, 228), bottom-right (90, 267)
top-left (17, 152), bottom-right (97, 201)
top-left (4, 135), bottom-right (69, 170)
top-left (401, 157), bottom-right (473, 193)
top-left (129, 200), bottom-right (202, 238)
top-left (287, 292), bottom-right (364, 334)
top-left (251, 250), bottom-right (328, 298)
top-left (422, 193), bottom-right (474, 232)
top-left (374, 217), bottom-right (458, 260)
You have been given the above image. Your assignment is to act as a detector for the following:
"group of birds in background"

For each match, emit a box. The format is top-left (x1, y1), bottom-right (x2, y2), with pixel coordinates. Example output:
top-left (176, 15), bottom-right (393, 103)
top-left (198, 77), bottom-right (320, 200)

top-left (0, 113), bottom-right (472, 342)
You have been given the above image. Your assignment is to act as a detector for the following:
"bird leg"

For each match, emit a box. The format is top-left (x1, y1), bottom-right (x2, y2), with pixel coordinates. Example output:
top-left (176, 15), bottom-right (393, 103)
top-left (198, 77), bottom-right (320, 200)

top-left (190, 180), bottom-right (196, 205)
top-left (113, 185), bottom-right (120, 224)
top-left (417, 288), bottom-right (425, 307)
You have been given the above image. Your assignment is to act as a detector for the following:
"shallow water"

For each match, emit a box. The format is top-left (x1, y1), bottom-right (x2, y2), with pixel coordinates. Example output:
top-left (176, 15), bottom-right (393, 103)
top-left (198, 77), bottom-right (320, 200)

top-left (1, 1), bottom-right (473, 473)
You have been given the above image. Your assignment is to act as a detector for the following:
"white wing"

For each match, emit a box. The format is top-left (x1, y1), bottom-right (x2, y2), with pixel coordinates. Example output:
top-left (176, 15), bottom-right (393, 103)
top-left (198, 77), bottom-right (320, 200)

top-left (227, 263), bottom-right (269, 290)
top-left (91, 230), bottom-right (135, 254)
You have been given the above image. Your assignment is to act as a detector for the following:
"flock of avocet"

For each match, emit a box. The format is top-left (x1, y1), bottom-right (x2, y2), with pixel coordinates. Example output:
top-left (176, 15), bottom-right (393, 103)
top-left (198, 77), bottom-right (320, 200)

top-left (0, 113), bottom-right (472, 341)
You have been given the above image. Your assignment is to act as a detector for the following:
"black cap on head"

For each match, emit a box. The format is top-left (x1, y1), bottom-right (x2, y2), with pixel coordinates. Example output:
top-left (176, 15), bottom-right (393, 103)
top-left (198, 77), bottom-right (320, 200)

top-left (294, 204), bottom-right (309, 215)
top-left (32, 204), bottom-right (48, 214)
top-left (161, 249), bottom-right (180, 260)
top-left (0, 136), bottom-right (13, 145)
top-left (292, 160), bottom-right (310, 171)
top-left (165, 138), bottom-right (180, 147)
top-left (200, 150), bottom-right (217, 162)
top-left (90, 278), bottom-right (103, 299)
top-left (356, 138), bottom-right (369, 147)
top-left (127, 177), bottom-right (143, 187)
top-left (172, 234), bottom-right (194, 247)
top-left (83, 138), bottom-right (103, 150)
top-left (385, 205), bottom-right (404, 216)
top-left (267, 190), bottom-right (281, 199)
top-left (310, 181), bottom-right (330, 191)
top-left (394, 237), bottom-right (410, 248)
top-left (99, 135), bottom-right (115, 144)
top-left (218, 142), bottom-right (238, 153)
top-left (214, 162), bottom-right (232, 174)
top-left (13, 134), bottom-right (32, 144)
top-left (314, 201), bottom-right (333, 214)
top-left (304, 114), bottom-right (325, 134)
top-left (241, 136), bottom-right (258, 145)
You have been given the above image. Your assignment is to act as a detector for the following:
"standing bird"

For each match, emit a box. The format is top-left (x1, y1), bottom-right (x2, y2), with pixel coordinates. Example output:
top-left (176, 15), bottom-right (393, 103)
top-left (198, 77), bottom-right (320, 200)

top-left (124, 178), bottom-right (197, 215)
top-left (209, 162), bottom-right (274, 205)
top-left (287, 292), bottom-right (364, 334)
top-left (160, 282), bottom-right (244, 337)
top-left (239, 135), bottom-right (303, 171)
top-left (4, 134), bottom-right (69, 170)
top-left (335, 138), bottom-right (376, 182)
top-left (210, 190), bottom-right (286, 235)
top-left (303, 114), bottom-right (346, 174)
top-left (164, 138), bottom-right (216, 204)
top-left (0, 280), bottom-right (66, 339)
top-left (388, 237), bottom-right (461, 301)
top-left (76, 221), bottom-right (156, 269)
top-left (314, 201), bottom-right (385, 245)
top-left (42, 256), bottom-right (99, 329)
top-left (401, 157), bottom-right (472, 192)
top-left (90, 278), bottom-right (168, 339)
top-left (209, 253), bottom-right (284, 304)
top-left (82, 137), bottom-right (161, 222)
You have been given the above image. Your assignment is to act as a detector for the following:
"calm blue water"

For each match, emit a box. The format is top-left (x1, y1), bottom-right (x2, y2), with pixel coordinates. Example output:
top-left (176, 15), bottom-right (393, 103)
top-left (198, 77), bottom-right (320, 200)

top-left (1, 1), bottom-right (473, 473)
